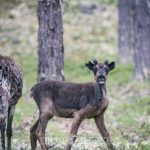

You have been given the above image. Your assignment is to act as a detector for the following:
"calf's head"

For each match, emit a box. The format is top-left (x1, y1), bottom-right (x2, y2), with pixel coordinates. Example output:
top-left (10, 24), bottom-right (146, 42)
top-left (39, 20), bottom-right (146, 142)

top-left (86, 59), bottom-right (115, 85)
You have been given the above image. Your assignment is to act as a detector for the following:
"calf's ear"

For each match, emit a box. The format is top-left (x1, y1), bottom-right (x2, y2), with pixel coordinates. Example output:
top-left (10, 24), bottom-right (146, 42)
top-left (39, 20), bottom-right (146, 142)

top-left (108, 61), bottom-right (115, 71)
top-left (85, 61), bottom-right (94, 71)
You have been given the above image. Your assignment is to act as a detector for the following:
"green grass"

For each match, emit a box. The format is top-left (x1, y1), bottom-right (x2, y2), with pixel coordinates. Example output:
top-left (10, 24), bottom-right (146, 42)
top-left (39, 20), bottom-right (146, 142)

top-left (11, 51), bottom-right (150, 149)
top-left (17, 54), bottom-right (38, 91)
top-left (0, 0), bottom-right (150, 149)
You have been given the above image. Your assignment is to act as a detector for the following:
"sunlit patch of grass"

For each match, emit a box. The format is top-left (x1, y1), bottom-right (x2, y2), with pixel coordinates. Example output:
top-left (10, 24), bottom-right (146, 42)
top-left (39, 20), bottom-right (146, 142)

top-left (17, 54), bottom-right (38, 92)
top-left (108, 64), bottom-right (134, 87)
top-left (109, 97), bottom-right (150, 148)
top-left (11, 98), bottom-right (36, 149)
top-left (14, 98), bottom-right (36, 128)
top-left (115, 97), bottom-right (150, 124)
top-left (46, 123), bottom-right (68, 141)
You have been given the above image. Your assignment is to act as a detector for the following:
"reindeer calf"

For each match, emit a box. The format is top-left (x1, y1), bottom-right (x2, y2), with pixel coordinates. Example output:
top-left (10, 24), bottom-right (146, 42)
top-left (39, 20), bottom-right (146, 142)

top-left (30, 59), bottom-right (115, 150)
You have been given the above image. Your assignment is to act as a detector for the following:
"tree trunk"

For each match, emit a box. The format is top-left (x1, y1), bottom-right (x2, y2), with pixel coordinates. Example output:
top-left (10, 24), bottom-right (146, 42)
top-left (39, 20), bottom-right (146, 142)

top-left (133, 0), bottom-right (150, 81)
top-left (118, 0), bottom-right (134, 64)
top-left (37, 0), bottom-right (64, 82)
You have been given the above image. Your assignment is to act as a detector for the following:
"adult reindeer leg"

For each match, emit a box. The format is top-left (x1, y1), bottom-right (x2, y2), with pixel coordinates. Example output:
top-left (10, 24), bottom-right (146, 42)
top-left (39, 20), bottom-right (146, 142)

top-left (94, 115), bottom-right (114, 150)
top-left (1, 123), bottom-right (6, 150)
top-left (7, 106), bottom-right (15, 150)
top-left (66, 113), bottom-right (83, 150)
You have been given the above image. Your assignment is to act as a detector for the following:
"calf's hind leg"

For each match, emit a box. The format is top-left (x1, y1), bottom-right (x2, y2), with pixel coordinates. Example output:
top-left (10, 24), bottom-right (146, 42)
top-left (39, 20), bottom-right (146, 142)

top-left (36, 114), bottom-right (53, 150)
top-left (30, 119), bottom-right (39, 150)
top-left (94, 115), bottom-right (114, 150)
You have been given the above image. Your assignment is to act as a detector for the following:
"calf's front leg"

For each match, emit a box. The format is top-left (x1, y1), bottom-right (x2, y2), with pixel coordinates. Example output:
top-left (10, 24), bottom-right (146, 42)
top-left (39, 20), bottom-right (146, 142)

top-left (94, 115), bottom-right (114, 150)
top-left (66, 114), bottom-right (83, 150)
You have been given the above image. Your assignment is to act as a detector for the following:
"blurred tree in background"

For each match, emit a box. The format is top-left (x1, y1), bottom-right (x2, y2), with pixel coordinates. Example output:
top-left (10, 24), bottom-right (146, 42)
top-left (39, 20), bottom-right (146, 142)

top-left (37, 0), bottom-right (64, 82)
top-left (133, 0), bottom-right (150, 81)
top-left (118, 0), bottom-right (134, 64)
top-left (118, 0), bottom-right (150, 81)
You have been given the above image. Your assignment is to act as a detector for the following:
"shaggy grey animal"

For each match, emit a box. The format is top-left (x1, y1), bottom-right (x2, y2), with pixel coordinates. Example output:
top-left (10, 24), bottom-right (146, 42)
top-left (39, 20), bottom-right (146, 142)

top-left (0, 55), bottom-right (23, 150)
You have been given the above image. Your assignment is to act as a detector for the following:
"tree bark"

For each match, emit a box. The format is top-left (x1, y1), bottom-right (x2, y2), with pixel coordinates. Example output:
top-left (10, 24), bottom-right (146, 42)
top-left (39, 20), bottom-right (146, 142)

top-left (118, 0), bottom-right (134, 64)
top-left (37, 0), bottom-right (64, 82)
top-left (133, 0), bottom-right (150, 80)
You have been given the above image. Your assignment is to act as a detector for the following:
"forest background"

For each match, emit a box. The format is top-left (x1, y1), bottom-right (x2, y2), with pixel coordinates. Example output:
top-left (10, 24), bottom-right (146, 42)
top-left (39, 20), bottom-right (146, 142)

top-left (0, 0), bottom-right (150, 149)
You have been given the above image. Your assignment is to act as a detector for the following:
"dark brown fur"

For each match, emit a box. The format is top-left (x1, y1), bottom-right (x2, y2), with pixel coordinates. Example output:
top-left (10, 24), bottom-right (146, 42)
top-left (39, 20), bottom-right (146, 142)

top-left (30, 60), bottom-right (115, 150)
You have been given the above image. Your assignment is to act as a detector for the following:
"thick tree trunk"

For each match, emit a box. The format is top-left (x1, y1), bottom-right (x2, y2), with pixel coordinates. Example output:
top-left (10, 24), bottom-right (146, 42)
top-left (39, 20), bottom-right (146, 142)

top-left (37, 0), bottom-right (64, 82)
top-left (118, 0), bottom-right (134, 64)
top-left (133, 0), bottom-right (150, 81)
